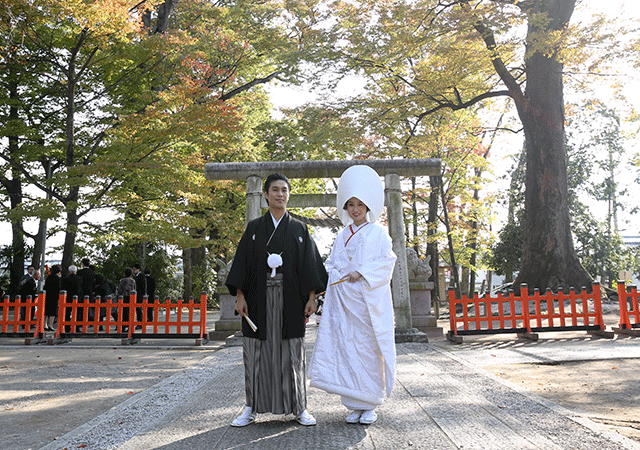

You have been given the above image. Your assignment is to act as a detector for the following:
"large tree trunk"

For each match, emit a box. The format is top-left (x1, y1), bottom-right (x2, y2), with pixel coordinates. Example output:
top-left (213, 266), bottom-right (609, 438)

top-left (143, 0), bottom-right (178, 34)
top-left (182, 248), bottom-right (192, 299)
top-left (469, 0), bottom-right (590, 291)
top-left (60, 31), bottom-right (88, 273)
top-left (427, 176), bottom-right (440, 300)
top-left (6, 71), bottom-right (26, 296)
top-left (61, 89), bottom-right (78, 274)
top-left (469, 209), bottom-right (478, 295)
top-left (32, 225), bottom-right (44, 270)
top-left (8, 162), bottom-right (25, 296)
top-left (514, 0), bottom-right (591, 291)
top-left (190, 245), bottom-right (206, 299)
top-left (440, 178), bottom-right (461, 298)
top-left (61, 188), bottom-right (80, 273)
top-left (185, 225), bottom-right (206, 299)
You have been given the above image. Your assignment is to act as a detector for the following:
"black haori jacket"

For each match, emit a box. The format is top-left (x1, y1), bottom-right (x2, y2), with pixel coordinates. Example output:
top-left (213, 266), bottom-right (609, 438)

top-left (226, 211), bottom-right (328, 340)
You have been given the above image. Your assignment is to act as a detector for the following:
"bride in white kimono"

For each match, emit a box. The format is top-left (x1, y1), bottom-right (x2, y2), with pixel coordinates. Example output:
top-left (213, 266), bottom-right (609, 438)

top-left (309, 165), bottom-right (397, 425)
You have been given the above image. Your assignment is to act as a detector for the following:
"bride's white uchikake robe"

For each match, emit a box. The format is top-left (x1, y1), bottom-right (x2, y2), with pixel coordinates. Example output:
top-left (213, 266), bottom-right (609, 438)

top-left (309, 222), bottom-right (397, 408)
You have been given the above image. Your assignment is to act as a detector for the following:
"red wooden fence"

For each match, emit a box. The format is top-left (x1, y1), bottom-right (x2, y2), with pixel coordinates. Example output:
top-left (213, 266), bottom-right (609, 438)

top-left (448, 283), bottom-right (612, 343)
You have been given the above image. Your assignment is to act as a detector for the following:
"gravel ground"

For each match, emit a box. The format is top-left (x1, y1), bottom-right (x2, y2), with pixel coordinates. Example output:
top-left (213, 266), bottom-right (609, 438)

top-left (0, 345), bottom-right (222, 450)
top-left (1, 305), bottom-right (639, 450)
top-left (432, 304), bottom-right (640, 444)
top-left (486, 356), bottom-right (640, 442)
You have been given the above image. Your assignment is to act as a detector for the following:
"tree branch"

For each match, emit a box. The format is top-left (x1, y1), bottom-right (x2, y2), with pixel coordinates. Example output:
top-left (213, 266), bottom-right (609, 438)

top-left (412, 89), bottom-right (510, 127)
top-left (458, 1), bottom-right (529, 114)
top-left (218, 70), bottom-right (286, 101)
top-left (0, 153), bottom-right (66, 203)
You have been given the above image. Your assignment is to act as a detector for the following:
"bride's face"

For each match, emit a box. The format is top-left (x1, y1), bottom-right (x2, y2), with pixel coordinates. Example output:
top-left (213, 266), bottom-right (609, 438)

top-left (346, 197), bottom-right (368, 226)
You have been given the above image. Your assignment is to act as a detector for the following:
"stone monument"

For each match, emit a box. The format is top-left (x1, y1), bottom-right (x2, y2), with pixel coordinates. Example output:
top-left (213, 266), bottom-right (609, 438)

top-left (406, 249), bottom-right (443, 339)
top-left (211, 258), bottom-right (242, 342)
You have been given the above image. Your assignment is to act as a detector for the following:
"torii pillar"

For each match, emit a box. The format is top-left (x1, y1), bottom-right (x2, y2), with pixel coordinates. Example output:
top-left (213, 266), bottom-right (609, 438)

top-left (246, 175), bottom-right (263, 225)
top-left (385, 174), bottom-right (411, 327)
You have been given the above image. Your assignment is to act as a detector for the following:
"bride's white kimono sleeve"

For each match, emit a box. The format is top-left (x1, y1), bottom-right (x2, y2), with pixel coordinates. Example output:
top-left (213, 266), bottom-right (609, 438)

top-left (309, 223), bottom-right (397, 406)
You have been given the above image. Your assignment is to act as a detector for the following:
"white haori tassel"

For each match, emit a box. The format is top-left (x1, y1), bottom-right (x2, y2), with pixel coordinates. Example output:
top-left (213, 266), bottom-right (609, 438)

top-left (267, 253), bottom-right (283, 277)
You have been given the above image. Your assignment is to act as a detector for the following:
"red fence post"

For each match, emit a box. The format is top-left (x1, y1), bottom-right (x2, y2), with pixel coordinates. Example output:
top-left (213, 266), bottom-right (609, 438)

top-left (55, 291), bottom-right (67, 338)
top-left (614, 283), bottom-right (640, 336)
top-left (520, 284), bottom-right (530, 333)
top-left (618, 281), bottom-right (630, 329)
top-left (35, 292), bottom-right (46, 337)
top-left (200, 292), bottom-right (207, 339)
top-left (592, 282), bottom-right (606, 330)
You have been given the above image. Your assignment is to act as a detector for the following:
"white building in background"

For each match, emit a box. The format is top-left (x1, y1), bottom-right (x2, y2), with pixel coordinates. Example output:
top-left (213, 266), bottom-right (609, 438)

top-left (622, 235), bottom-right (640, 248)
top-left (621, 235), bottom-right (640, 286)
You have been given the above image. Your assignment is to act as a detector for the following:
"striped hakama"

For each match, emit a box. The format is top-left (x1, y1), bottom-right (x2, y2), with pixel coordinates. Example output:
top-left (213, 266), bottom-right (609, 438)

top-left (242, 274), bottom-right (306, 416)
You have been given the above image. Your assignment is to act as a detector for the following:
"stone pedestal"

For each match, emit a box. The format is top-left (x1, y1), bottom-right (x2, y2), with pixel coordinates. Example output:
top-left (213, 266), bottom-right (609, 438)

top-left (409, 279), bottom-right (443, 339)
top-left (394, 327), bottom-right (429, 343)
top-left (211, 286), bottom-right (242, 341)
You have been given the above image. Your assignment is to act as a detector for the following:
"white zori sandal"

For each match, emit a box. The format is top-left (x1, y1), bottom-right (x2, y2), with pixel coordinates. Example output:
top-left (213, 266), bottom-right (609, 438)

top-left (231, 406), bottom-right (256, 427)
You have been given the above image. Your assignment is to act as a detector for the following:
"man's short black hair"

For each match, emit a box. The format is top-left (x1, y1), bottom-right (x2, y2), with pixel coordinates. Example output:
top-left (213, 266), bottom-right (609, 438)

top-left (82, 258), bottom-right (90, 267)
top-left (263, 173), bottom-right (291, 193)
top-left (132, 263), bottom-right (141, 270)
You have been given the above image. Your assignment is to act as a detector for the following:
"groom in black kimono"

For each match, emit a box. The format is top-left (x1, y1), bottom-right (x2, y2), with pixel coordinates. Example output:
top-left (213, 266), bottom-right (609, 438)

top-left (226, 173), bottom-right (328, 427)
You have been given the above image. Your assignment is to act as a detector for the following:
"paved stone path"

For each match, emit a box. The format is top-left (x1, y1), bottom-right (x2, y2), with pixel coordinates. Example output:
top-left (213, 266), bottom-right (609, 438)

top-left (30, 324), bottom-right (640, 450)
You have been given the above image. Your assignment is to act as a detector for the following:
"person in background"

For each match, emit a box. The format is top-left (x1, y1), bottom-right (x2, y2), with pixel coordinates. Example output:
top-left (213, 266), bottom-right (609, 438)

top-left (19, 269), bottom-right (41, 323)
top-left (19, 268), bottom-right (38, 300)
top-left (144, 268), bottom-right (156, 322)
top-left (18, 265), bottom-right (35, 289)
top-left (226, 173), bottom-right (328, 427)
top-left (116, 267), bottom-right (136, 331)
top-left (93, 274), bottom-right (114, 325)
top-left (77, 259), bottom-right (95, 301)
top-left (77, 258), bottom-right (96, 321)
top-left (62, 265), bottom-right (84, 332)
top-left (132, 263), bottom-right (146, 328)
top-left (93, 274), bottom-right (113, 301)
top-left (44, 264), bottom-right (62, 331)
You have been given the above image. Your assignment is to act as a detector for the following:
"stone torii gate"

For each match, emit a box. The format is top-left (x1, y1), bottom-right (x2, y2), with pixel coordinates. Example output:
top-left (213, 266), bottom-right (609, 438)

top-left (204, 159), bottom-right (441, 342)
